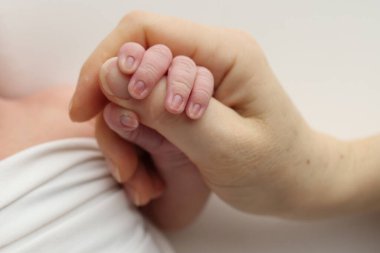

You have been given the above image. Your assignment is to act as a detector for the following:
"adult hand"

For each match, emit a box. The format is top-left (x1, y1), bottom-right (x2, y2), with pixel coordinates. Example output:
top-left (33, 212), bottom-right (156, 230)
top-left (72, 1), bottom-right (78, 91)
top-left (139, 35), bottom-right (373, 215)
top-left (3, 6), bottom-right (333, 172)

top-left (70, 11), bottom-right (354, 218)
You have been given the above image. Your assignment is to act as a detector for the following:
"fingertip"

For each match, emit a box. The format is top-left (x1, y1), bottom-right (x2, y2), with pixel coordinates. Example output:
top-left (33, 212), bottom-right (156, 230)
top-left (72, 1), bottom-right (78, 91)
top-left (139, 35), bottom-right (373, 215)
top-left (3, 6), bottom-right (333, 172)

top-left (186, 102), bottom-right (205, 120)
top-left (105, 157), bottom-right (123, 183)
top-left (68, 96), bottom-right (80, 122)
top-left (153, 44), bottom-right (173, 61)
top-left (103, 103), bottom-right (139, 133)
top-left (196, 66), bottom-right (215, 88)
top-left (127, 79), bottom-right (149, 99)
top-left (165, 93), bottom-right (185, 115)
top-left (123, 162), bottom-right (165, 206)
top-left (70, 54), bottom-right (112, 122)
top-left (96, 114), bottom-right (139, 183)
top-left (124, 185), bottom-right (144, 206)
top-left (99, 58), bottom-right (115, 95)
top-left (185, 66), bottom-right (214, 120)
top-left (127, 44), bottom-right (173, 100)
top-left (118, 42), bottom-right (145, 74)
top-left (69, 85), bottom-right (108, 122)
top-left (165, 56), bottom-right (197, 114)
top-left (100, 57), bottom-right (132, 100)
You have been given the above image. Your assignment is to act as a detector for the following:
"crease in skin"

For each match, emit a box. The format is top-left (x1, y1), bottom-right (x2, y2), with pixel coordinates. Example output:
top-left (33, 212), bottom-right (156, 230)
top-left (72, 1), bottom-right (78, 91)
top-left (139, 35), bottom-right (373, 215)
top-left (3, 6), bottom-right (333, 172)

top-left (98, 60), bottom-right (137, 113)
top-left (98, 66), bottom-right (113, 97)
top-left (70, 12), bottom-right (243, 123)
top-left (103, 58), bottom-right (133, 100)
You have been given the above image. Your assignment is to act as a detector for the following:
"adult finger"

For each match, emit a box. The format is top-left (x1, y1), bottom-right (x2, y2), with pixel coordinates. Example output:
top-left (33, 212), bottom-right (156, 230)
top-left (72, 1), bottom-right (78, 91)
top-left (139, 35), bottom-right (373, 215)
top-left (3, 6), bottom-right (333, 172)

top-left (95, 113), bottom-right (139, 183)
top-left (100, 72), bottom-right (256, 176)
top-left (123, 161), bottom-right (165, 206)
top-left (101, 103), bottom-right (166, 203)
top-left (103, 103), bottom-right (167, 154)
top-left (70, 11), bottom-right (242, 122)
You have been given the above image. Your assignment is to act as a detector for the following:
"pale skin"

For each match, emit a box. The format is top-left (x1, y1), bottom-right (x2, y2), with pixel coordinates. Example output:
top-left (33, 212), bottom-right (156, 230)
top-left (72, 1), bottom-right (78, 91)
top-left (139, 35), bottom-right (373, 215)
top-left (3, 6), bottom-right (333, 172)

top-left (0, 84), bottom-right (210, 230)
top-left (99, 43), bottom-right (215, 229)
top-left (0, 44), bottom-right (213, 230)
top-left (0, 86), bottom-right (94, 160)
top-left (69, 11), bottom-right (380, 222)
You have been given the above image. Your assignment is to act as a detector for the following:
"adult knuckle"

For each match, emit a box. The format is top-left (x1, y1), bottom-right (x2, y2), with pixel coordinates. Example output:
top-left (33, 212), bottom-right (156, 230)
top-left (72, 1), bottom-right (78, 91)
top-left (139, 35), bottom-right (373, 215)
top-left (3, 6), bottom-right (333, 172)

top-left (121, 10), bottom-right (146, 24)
top-left (226, 29), bottom-right (265, 60)
top-left (226, 28), bottom-right (257, 47)
top-left (233, 28), bottom-right (254, 40)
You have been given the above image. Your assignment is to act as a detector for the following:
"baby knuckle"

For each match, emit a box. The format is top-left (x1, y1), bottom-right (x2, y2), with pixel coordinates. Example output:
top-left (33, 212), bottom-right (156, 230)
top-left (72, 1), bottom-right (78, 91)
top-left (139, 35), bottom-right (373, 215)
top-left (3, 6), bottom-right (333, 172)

top-left (193, 87), bottom-right (212, 99)
top-left (150, 44), bottom-right (173, 61)
top-left (139, 63), bottom-right (161, 82)
top-left (173, 56), bottom-right (196, 71)
top-left (197, 67), bottom-right (214, 83)
top-left (171, 79), bottom-right (193, 91)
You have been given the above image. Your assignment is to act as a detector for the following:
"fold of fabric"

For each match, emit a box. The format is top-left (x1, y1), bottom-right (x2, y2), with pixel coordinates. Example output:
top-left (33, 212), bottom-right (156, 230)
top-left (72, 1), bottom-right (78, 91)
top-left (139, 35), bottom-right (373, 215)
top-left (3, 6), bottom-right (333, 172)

top-left (0, 138), bottom-right (173, 253)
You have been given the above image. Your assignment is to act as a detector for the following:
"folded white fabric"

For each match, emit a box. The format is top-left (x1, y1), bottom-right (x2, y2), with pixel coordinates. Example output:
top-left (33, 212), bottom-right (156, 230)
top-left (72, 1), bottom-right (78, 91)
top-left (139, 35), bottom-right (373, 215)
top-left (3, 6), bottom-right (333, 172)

top-left (0, 138), bottom-right (173, 253)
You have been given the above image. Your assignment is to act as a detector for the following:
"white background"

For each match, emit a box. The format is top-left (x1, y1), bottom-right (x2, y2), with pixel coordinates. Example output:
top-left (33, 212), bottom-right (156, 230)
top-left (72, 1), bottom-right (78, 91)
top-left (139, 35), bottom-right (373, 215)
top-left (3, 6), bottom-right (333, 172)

top-left (1, 0), bottom-right (379, 252)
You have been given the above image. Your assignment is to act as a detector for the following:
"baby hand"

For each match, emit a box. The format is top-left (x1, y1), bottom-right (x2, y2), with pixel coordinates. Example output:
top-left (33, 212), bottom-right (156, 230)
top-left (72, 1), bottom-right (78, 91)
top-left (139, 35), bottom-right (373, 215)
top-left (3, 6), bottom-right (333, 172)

top-left (103, 42), bottom-right (213, 119)
top-left (72, 12), bottom-right (357, 220)
top-left (98, 42), bottom-right (214, 229)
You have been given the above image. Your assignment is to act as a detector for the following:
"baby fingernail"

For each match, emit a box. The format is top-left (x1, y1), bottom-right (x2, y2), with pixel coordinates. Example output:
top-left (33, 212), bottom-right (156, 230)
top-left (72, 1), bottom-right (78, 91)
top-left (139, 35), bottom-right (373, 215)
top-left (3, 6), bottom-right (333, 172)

top-left (126, 56), bottom-right (135, 68)
top-left (130, 80), bottom-right (148, 98)
top-left (106, 158), bottom-right (122, 183)
top-left (170, 94), bottom-right (184, 112)
top-left (121, 55), bottom-right (135, 71)
top-left (120, 114), bottom-right (139, 130)
top-left (189, 103), bottom-right (203, 119)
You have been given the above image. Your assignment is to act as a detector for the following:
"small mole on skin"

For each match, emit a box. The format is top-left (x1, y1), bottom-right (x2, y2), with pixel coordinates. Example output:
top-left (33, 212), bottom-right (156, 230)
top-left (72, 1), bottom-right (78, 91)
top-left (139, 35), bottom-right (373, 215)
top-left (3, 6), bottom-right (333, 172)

top-left (306, 159), bottom-right (310, 165)
top-left (339, 154), bottom-right (344, 159)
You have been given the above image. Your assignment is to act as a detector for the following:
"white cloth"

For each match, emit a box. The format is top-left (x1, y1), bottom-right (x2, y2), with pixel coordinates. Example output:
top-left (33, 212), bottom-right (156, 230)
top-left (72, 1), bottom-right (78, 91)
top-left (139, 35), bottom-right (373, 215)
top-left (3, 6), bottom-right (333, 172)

top-left (0, 138), bottom-right (174, 253)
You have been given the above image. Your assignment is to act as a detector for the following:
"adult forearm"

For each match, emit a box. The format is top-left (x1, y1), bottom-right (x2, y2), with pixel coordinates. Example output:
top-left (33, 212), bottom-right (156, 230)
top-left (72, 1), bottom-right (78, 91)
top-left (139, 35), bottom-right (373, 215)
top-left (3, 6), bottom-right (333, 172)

top-left (344, 134), bottom-right (380, 213)
top-left (283, 132), bottom-right (380, 218)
